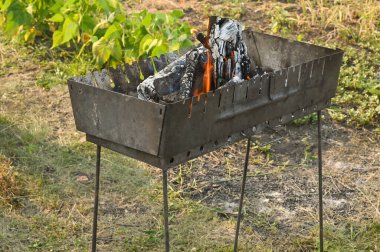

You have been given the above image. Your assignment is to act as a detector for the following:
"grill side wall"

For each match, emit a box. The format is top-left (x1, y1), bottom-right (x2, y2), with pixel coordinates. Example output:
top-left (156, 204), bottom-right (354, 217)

top-left (158, 44), bottom-right (343, 167)
top-left (68, 80), bottom-right (166, 156)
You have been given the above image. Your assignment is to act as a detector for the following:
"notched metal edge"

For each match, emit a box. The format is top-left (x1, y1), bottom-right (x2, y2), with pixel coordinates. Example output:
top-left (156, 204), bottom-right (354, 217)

top-left (162, 98), bottom-right (331, 168)
top-left (233, 80), bottom-right (249, 104)
top-left (269, 69), bottom-right (287, 100)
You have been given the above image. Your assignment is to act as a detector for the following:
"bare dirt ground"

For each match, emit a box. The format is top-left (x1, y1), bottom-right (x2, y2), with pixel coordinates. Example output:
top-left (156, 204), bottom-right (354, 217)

top-left (0, 0), bottom-right (379, 251)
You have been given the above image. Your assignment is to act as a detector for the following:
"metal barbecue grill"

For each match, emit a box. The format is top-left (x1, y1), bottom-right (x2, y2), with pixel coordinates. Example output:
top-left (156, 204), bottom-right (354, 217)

top-left (68, 30), bottom-right (343, 252)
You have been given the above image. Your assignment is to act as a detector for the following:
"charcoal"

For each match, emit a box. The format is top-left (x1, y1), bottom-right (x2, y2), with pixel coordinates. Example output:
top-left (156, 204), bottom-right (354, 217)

top-left (137, 53), bottom-right (186, 102)
top-left (137, 47), bottom-right (206, 102)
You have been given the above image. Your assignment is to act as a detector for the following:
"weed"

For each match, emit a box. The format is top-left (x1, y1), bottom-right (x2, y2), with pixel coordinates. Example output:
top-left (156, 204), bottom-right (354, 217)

top-left (269, 6), bottom-right (296, 36)
top-left (301, 136), bottom-right (316, 165)
top-left (203, 2), bottom-right (247, 20)
top-left (253, 143), bottom-right (272, 161)
top-left (292, 112), bottom-right (318, 126)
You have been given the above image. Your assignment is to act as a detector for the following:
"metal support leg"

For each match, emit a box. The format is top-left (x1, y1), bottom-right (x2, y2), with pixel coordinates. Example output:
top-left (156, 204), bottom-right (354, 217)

top-left (92, 145), bottom-right (101, 252)
top-left (234, 137), bottom-right (251, 252)
top-left (162, 169), bottom-right (170, 252)
top-left (317, 111), bottom-right (324, 252)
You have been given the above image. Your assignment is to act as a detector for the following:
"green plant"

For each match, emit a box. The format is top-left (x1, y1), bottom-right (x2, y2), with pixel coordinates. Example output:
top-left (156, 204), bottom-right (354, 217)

top-left (0, 0), bottom-right (193, 67)
top-left (329, 45), bottom-right (380, 127)
top-left (291, 112), bottom-right (318, 126)
top-left (253, 143), bottom-right (272, 161)
top-left (301, 136), bottom-right (316, 165)
top-left (204, 1), bottom-right (247, 20)
top-left (269, 6), bottom-right (296, 36)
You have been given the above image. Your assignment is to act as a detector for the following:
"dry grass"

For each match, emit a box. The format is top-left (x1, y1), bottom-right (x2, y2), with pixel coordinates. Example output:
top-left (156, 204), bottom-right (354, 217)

top-left (297, 0), bottom-right (380, 42)
top-left (0, 154), bottom-right (24, 207)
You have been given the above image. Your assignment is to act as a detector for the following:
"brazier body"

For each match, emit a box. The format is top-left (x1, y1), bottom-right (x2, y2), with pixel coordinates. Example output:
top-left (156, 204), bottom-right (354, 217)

top-left (68, 30), bottom-right (343, 169)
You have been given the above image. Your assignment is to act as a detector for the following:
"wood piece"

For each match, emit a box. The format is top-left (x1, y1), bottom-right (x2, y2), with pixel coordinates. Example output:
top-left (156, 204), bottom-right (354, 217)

top-left (199, 17), bottom-right (251, 88)
top-left (137, 53), bottom-right (187, 102)
top-left (108, 66), bottom-right (128, 93)
top-left (179, 48), bottom-right (207, 100)
top-left (137, 47), bottom-right (206, 102)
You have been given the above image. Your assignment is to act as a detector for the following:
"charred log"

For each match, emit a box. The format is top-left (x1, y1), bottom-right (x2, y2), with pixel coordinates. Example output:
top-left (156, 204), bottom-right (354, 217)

top-left (137, 53), bottom-right (187, 102)
top-left (179, 48), bottom-right (207, 99)
top-left (137, 47), bottom-right (206, 102)
top-left (197, 16), bottom-right (251, 88)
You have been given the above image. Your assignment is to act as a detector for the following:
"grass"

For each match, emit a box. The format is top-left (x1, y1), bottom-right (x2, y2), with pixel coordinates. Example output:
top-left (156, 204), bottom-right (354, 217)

top-left (0, 0), bottom-right (379, 251)
top-left (0, 36), bottom-right (95, 90)
top-left (0, 110), bottom-right (148, 250)
top-left (263, 0), bottom-right (380, 130)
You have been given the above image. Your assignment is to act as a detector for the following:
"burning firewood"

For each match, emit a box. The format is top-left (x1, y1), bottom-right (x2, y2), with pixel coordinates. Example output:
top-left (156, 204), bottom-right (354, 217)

top-left (137, 52), bottom-right (188, 102)
top-left (137, 16), bottom-right (252, 103)
top-left (198, 16), bottom-right (251, 88)
top-left (178, 48), bottom-right (206, 100)
top-left (137, 47), bottom-right (207, 102)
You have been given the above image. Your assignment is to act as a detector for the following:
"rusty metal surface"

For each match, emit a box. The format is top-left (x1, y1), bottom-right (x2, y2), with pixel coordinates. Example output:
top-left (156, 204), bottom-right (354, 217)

top-left (68, 30), bottom-right (343, 169)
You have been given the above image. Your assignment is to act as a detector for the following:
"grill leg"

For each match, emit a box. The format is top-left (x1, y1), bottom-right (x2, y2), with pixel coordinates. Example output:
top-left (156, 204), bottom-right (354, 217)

top-left (234, 136), bottom-right (251, 252)
top-left (317, 111), bottom-right (324, 252)
top-left (162, 169), bottom-right (170, 252)
top-left (92, 145), bottom-right (101, 252)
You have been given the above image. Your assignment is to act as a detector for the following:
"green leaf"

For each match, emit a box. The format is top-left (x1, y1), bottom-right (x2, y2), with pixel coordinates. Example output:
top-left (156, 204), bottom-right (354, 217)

top-left (49, 13), bottom-right (64, 23)
top-left (154, 13), bottom-right (166, 26)
top-left (151, 42), bottom-right (169, 58)
top-left (52, 30), bottom-right (64, 48)
top-left (124, 49), bottom-right (136, 64)
top-left (169, 40), bottom-right (181, 52)
top-left (104, 24), bottom-right (120, 40)
top-left (81, 15), bottom-right (96, 33)
top-left (91, 35), bottom-right (98, 42)
top-left (4, 14), bottom-right (19, 36)
top-left (139, 34), bottom-right (154, 56)
top-left (1, 0), bottom-right (14, 11)
top-left (181, 39), bottom-right (193, 48)
top-left (96, 0), bottom-right (118, 13)
top-left (147, 38), bottom-right (158, 52)
top-left (110, 39), bottom-right (122, 61)
top-left (92, 37), bottom-right (111, 66)
top-left (170, 10), bottom-right (184, 19)
top-left (4, 1), bottom-right (32, 36)
top-left (141, 12), bottom-right (152, 27)
top-left (368, 89), bottom-right (380, 96)
top-left (48, 0), bottom-right (64, 13)
top-left (62, 17), bottom-right (79, 44)
top-left (114, 13), bottom-right (127, 23)
top-left (177, 34), bottom-right (187, 42)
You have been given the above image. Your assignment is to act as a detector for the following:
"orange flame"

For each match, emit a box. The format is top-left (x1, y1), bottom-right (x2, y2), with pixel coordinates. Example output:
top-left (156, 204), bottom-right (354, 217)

top-left (203, 51), bottom-right (213, 94)
top-left (193, 51), bottom-right (213, 98)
